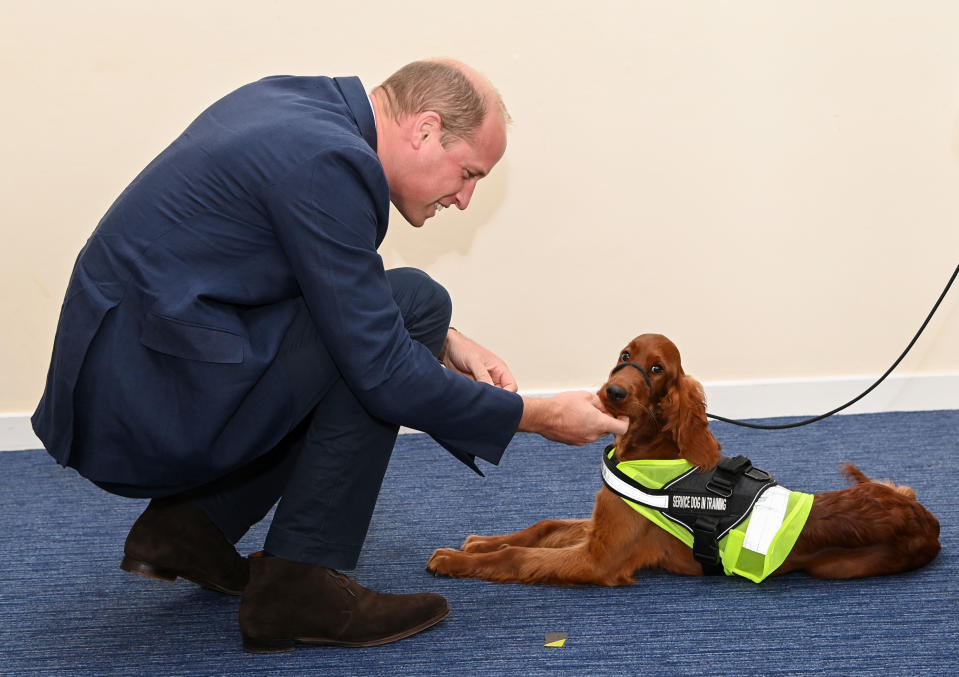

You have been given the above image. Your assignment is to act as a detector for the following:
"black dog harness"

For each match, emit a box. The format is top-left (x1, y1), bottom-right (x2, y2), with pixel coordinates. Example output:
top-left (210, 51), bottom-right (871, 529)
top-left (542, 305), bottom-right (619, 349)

top-left (601, 446), bottom-right (778, 575)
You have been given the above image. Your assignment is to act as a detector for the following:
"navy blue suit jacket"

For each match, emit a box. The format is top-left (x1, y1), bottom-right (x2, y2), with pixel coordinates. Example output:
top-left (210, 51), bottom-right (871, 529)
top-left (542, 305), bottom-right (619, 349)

top-left (33, 75), bottom-right (523, 486)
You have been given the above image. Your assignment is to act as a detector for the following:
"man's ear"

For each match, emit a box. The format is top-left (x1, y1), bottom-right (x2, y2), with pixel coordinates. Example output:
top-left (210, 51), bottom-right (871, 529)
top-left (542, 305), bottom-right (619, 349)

top-left (658, 375), bottom-right (721, 470)
top-left (410, 111), bottom-right (442, 150)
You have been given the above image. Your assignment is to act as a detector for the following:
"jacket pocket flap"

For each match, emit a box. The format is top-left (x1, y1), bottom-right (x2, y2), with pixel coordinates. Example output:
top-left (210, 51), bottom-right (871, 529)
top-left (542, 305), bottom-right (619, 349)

top-left (139, 313), bottom-right (244, 364)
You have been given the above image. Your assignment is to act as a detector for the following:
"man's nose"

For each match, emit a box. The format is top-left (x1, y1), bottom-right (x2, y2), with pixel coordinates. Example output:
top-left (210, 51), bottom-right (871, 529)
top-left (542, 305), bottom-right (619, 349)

top-left (454, 180), bottom-right (477, 209)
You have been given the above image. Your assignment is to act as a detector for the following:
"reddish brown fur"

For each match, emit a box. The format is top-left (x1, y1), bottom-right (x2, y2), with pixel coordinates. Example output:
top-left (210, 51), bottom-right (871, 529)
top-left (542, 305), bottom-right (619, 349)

top-left (427, 334), bottom-right (941, 585)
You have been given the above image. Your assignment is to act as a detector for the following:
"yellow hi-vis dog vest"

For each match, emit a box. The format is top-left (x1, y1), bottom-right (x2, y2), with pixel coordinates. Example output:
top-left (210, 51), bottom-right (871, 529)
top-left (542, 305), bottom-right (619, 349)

top-left (601, 447), bottom-right (813, 583)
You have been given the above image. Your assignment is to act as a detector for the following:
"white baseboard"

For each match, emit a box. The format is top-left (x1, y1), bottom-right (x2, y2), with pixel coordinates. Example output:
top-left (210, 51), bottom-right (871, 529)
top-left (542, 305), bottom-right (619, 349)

top-left (5, 372), bottom-right (958, 451)
top-left (699, 372), bottom-right (959, 420)
top-left (1, 413), bottom-right (42, 452)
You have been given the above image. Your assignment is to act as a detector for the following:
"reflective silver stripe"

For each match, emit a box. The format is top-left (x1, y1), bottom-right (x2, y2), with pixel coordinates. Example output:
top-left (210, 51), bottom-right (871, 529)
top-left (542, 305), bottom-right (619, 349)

top-left (601, 460), bottom-right (670, 509)
top-left (742, 485), bottom-right (790, 555)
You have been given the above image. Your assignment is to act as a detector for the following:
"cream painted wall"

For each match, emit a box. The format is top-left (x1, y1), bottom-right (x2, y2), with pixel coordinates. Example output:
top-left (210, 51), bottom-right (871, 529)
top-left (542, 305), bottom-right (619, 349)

top-left (3, 0), bottom-right (958, 415)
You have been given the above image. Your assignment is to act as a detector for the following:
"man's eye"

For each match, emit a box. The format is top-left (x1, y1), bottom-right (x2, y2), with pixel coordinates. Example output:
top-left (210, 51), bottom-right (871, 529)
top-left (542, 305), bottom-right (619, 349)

top-left (650, 365), bottom-right (664, 375)
top-left (620, 351), bottom-right (630, 361)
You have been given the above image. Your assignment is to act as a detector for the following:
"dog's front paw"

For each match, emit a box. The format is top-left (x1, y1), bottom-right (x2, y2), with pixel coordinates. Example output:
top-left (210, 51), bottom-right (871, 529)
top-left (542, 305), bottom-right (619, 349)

top-left (427, 548), bottom-right (465, 577)
top-left (462, 534), bottom-right (509, 553)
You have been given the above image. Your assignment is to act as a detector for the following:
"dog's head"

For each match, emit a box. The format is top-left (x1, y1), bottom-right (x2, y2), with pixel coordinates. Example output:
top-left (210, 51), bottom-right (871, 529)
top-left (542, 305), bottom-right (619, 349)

top-left (597, 334), bottom-right (721, 469)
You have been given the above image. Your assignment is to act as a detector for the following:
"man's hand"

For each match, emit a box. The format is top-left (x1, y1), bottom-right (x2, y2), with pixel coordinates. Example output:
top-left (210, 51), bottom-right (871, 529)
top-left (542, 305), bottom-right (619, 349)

top-left (441, 328), bottom-right (518, 392)
top-left (518, 391), bottom-right (628, 446)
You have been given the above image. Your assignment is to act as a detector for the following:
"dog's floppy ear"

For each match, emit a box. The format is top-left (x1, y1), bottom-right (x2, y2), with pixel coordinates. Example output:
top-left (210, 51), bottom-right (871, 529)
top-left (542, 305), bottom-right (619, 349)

top-left (658, 375), bottom-right (721, 470)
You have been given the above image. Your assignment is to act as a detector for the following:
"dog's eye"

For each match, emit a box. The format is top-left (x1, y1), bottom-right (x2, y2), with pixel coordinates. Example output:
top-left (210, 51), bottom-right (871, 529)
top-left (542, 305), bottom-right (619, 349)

top-left (650, 365), bottom-right (664, 375)
top-left (620, 351), bottom-right (630, 362)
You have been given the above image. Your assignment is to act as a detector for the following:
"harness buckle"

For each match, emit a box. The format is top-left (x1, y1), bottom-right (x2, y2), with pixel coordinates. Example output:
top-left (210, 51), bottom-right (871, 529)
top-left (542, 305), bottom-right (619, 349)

top-left (705, 475), bottom-right (734, 498)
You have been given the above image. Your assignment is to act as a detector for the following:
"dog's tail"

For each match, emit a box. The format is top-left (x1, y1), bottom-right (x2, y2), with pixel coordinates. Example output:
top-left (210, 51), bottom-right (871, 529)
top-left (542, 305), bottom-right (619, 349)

top-left (841, 463), bottom-right (917, 499)
top-left (840, 463), bottom-right (871, 485)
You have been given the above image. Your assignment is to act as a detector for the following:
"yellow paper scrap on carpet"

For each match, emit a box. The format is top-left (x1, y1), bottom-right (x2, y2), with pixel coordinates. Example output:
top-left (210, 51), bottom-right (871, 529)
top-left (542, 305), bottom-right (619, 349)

top-left (544, 633), bottom-right (568, 647)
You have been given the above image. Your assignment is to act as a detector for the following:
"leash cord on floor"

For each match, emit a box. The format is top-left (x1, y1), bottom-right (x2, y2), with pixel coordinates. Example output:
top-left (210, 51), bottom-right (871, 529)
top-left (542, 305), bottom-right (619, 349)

top-left (705, 261), bottom-right (959, 430)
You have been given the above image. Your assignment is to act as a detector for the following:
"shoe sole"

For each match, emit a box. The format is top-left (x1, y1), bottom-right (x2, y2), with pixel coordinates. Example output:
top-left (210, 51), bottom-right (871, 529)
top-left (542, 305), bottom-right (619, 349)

top-left (120, 555), bottom-right (245, 596)
top-left (241, 606), bottom-right (451, 653)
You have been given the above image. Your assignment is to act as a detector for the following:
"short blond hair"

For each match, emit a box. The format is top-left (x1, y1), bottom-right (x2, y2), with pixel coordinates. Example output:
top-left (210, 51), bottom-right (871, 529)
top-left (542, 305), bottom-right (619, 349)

top-left (375, 60), bottom-right (508, 146)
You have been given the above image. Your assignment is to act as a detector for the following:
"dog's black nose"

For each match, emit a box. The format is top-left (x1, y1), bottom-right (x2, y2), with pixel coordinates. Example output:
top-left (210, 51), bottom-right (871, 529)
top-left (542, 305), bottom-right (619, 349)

top-left (605, 384), bottom-right (627, 402)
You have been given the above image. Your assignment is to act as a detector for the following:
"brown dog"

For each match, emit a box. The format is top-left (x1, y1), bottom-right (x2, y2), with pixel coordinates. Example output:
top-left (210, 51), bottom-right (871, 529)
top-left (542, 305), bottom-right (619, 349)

top-left (427, 334), bottom-right (941, 585)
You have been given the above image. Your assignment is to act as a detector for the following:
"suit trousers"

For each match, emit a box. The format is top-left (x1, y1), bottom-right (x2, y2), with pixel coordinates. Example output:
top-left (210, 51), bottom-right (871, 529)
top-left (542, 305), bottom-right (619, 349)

top-left (104, 267), bottom-right (451, 570)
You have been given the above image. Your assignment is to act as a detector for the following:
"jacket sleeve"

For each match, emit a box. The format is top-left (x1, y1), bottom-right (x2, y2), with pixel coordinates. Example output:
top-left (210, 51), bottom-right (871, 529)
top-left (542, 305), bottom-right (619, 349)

top-left (266, 144), bottom-right (523, 470)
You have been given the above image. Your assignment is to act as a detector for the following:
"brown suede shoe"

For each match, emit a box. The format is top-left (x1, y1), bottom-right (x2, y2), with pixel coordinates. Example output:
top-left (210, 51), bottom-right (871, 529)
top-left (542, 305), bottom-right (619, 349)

top-left (239, 555), bottom-right (450, 652)
top-left (120, 497), bottom-right (249, 595)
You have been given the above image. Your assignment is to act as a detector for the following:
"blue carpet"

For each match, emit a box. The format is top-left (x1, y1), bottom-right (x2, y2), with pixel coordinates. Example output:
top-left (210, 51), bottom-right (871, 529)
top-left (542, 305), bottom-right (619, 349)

top-left (1, 410), bottom-right (956, 676)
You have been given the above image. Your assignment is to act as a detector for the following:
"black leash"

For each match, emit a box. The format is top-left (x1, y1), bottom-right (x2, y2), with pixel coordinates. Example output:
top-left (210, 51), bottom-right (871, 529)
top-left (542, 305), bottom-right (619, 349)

top-left (705, 262), bottom-right (959, 430)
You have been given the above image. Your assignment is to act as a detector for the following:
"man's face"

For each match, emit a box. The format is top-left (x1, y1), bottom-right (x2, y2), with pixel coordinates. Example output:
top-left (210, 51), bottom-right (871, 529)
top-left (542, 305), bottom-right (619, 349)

top-left (390, 111), bottom-right (506, 227)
